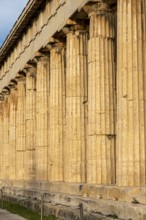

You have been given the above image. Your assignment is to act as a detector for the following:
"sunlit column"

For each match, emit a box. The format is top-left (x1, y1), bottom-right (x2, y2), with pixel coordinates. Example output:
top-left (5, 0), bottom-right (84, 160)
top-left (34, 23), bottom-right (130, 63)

top-left (16, 78), bottom-right (26, 181)
top-left (117, 0), bottom-right (146, 186)
top-left (87, 3), bottom-right (116, 184)
top-left (0, 99), bottom-right (4, 180)
top-left (9, 86), bottom-right (17, 180)
top-left (25, 67), bottom-right (36, 181)
top-left (49, 44), bottom-right (65, 181)
top-left (36, 56), bottom-right (49, 181)
top-left (64, 30), bottom-right (88, 183)
top-left (3, 92), bottom-right (10, 180)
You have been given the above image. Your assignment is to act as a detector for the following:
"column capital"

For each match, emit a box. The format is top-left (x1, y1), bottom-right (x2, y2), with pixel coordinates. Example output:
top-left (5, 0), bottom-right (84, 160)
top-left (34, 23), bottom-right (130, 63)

top-left (23, 62), bottom-right (36, 70)
top-left (50, 42), bottom-right (65, 50)
top-left (2, 87), bottom-right (10, 96)
top-left (0, 93), bottom-right (4, 101)
top-left (8, 80), bottom-right (17, 91)
top-left (83, 1), bottom-right (115, 17)
top-left (41, 42), bottom-right (65, 55)
top-left (43, 36), bottom-right (65, 50)
top-left (9, 86), bottom-right (17, 92)
top-left (62, 23), bottom-right (87, 35)
top-left (23, 65), bottom-right (36, 78)
top-left (16, 76), bottom-right (26, 83)
top-left (33, 51), bottom-right (49, 63)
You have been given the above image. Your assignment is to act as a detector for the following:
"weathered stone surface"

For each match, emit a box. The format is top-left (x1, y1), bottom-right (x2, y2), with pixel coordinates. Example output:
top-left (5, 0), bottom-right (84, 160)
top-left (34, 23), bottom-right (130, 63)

top-left (49, 46), bottom-right (65, 182)
top-left (16, 78), bottom-right (26, 181)
top-left (117, 0), bottom-right (146, 187)
top-left (65, 30), bottom-right (88, 183)
top-left (36, 57), bottom-right (49, 181)
top-left (0, 0), bottom-right (146, 220)
top-left (87, 2), bottom-right (116, 185)
top-left (25, 68), bottom-right (36, 181)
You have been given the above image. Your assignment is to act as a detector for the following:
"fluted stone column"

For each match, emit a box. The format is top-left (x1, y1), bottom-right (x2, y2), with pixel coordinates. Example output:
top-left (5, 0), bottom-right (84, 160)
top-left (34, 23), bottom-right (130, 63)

top-left (64, 30), bottom-right (88, 183)
top-left (87, 3), bottom-right (116, 184)
top-left (0, 101), bottom-right (3, 180)
top-left (25, 68), bottom-right (36, 181)
top-left (16, 78), bottom-right (26, 181)
top-left (49, 45), bottom-right (65, 181)
top-left (117, 0), bottom-right (146, 186)
top-left (3, 93), bottom-right (10, 180)
top-left (9, 87), bottom-right (17, 180)
top-left (36, 56), bottom-right (49, 181)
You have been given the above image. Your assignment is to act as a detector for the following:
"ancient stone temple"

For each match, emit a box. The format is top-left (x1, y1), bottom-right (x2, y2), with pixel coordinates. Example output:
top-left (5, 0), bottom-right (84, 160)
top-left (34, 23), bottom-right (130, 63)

top-left (0, 0), bottom-right (146, 219)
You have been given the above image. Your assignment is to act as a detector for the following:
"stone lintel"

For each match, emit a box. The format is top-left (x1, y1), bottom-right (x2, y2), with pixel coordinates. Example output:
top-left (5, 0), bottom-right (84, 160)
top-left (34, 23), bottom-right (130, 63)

top-left (0, 0), bottom-right (97, 93)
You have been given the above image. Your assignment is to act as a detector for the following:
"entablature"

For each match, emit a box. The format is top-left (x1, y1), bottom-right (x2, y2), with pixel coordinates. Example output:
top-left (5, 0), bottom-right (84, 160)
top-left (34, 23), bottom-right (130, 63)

top-left (0, 0), bottom-right (117, 93)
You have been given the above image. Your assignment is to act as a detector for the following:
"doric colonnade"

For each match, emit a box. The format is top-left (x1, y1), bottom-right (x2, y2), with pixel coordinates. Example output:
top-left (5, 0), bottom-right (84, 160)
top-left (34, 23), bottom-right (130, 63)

top-left (0, 0), bottom-right (146, 217)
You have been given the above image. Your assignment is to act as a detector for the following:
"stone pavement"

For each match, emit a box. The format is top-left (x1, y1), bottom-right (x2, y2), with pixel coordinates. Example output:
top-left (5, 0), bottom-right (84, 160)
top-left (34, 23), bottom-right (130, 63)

top-left (0, 209), bottom-right (26, 220)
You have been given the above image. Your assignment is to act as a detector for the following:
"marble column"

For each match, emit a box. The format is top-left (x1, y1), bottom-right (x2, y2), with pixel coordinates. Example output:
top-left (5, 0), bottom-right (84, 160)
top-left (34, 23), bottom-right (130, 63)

top-left (9, 86), bottom-right (17, 180)
top-left (64, 30), bottom-right (88, 183)
top-left (117, 0), bottom-right (146, 186)
top-left (16, 78), bottom-right (26, 181)
top-left (87, 3), bottom-right (116, 184)
top-left (36, 56), bottom-right (49, 181)
top-left (49, 44), bottom-right (65, 181)
top-left (25, 67), bottom-right (36, 181)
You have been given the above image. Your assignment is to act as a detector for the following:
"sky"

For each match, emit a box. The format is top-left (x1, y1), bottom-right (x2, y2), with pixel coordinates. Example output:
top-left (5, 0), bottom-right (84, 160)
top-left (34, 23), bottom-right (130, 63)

top-left (0, 0), bottom-right (28, 46)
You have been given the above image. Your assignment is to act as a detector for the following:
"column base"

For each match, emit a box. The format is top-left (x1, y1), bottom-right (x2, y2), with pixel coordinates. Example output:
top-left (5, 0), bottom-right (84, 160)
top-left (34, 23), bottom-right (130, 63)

top-left (0, 180), bottom-right (146, 219)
